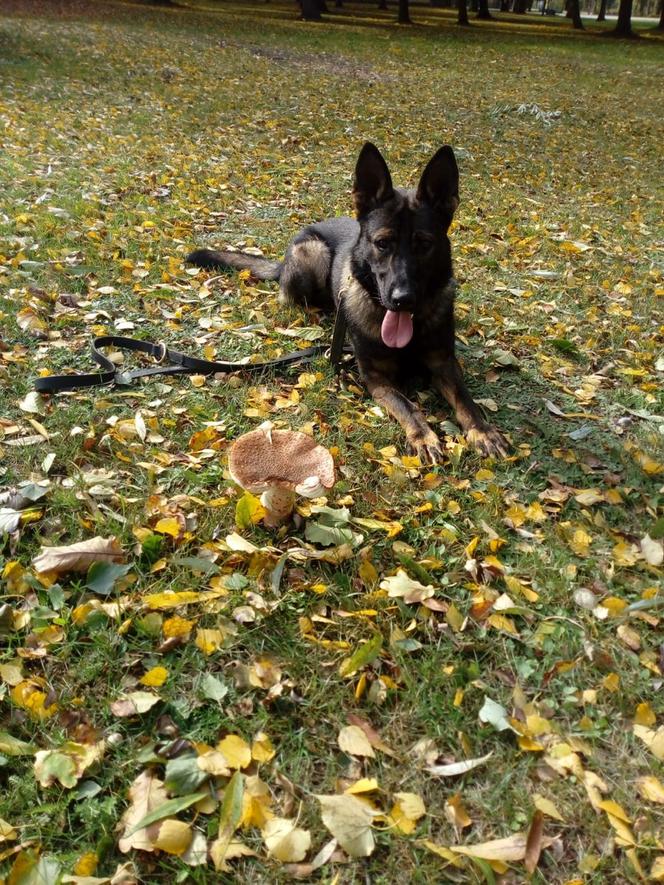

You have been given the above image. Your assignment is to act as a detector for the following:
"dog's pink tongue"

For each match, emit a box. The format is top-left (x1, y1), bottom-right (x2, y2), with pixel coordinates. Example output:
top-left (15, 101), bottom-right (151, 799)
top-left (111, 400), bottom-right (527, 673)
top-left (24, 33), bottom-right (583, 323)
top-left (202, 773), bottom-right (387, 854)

top-left (381, 310), bottom-right (414, 348)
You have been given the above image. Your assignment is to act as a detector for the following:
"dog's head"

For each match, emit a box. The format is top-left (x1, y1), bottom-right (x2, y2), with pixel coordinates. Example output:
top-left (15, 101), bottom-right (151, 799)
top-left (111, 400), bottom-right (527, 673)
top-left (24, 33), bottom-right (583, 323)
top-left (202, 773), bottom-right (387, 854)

top-left (352, 142), bottom-right (459, 348)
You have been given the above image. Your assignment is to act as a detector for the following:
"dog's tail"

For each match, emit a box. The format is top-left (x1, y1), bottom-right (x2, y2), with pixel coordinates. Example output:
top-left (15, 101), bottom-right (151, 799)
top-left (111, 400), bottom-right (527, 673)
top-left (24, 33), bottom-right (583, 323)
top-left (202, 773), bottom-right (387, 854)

top-left (186, 248), bottom-right (282, 281)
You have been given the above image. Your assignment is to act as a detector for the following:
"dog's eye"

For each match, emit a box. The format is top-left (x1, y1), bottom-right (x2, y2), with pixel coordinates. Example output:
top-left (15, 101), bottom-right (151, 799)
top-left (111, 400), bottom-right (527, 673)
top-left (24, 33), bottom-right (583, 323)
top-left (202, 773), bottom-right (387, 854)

top-left (374, 239), bottom-right (392, 252)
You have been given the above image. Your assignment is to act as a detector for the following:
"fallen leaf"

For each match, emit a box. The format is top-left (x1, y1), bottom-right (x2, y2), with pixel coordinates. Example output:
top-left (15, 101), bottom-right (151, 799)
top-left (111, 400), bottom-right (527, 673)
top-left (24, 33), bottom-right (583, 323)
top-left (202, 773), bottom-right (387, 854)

top-left (317, 793), bottom-right (377, 857)
top-left (338, 725), bottom-right (375, 758)
top-left (33, 536), bottom-right (125, 575)
top-left (262, 817), bottom-right (311, 862)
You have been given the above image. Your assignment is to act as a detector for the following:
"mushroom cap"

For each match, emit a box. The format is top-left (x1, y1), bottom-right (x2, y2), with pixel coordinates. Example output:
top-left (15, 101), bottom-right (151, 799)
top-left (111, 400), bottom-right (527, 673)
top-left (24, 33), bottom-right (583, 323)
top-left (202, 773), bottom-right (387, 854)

top-left (228, 427), bottom-right (335, 493)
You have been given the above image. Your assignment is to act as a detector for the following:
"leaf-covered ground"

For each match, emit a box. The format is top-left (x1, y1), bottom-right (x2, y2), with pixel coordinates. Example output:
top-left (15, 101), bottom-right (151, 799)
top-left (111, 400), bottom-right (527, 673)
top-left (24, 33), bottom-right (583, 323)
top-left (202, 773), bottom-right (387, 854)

top-left (1, 1), bottom-right (663, 882)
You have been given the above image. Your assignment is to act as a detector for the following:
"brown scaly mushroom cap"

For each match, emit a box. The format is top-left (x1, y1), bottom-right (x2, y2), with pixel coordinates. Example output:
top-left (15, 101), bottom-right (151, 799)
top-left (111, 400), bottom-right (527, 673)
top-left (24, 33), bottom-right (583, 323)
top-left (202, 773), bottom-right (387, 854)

top-left (228, 424), bottom-right (335, 526)
top-left (229, 426), bottom-right (334, 492)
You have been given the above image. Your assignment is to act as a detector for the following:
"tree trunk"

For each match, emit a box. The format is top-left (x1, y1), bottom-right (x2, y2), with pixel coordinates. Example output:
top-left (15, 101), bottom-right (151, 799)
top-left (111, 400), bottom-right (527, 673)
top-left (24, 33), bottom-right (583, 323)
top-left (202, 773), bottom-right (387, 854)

top-left (398, 0), bottom-right (412, 21)
top-left (300, 0), bottom-right (322, 19)
top-left (378, 0), bottom-right (388, 9)
top-left (458, 0), bottom-right (470, 22)
top-left (657, 0), bottom-right (664, 27)
top-left (568, 0), bottom-right (584, 25)
top-left (513, 0), bottom-right (528, 13)
top-left (613, 0), bottom-right (633, 33)
top-left (430, 0), bottom-right (444, 7)
top-left (596, 0), bottom-right (607, 19)
top-left (477, 0), bottom-right (493, 16)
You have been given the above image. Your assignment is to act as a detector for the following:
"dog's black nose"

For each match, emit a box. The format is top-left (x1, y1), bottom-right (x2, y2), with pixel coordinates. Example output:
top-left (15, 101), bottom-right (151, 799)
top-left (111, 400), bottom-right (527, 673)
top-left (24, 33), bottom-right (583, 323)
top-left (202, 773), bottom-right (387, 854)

top-left (390, 288), bottom-right (415, 310)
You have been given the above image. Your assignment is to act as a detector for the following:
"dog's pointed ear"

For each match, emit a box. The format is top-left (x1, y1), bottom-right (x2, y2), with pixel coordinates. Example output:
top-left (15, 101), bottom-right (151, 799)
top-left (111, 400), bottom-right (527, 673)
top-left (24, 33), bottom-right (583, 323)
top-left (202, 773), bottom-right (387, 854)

top-left (415, 146), bottom-right (459, 224)
top-left (353, 142), bottom-right (394, 217)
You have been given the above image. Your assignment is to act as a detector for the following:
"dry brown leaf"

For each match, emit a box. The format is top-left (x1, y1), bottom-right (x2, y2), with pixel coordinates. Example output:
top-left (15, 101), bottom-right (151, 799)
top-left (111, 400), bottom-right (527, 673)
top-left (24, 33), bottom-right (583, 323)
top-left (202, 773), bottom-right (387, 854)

top-left (524, 810), bottom-right (544, 874)
top-left (33, 536), bottom-right (125, 575)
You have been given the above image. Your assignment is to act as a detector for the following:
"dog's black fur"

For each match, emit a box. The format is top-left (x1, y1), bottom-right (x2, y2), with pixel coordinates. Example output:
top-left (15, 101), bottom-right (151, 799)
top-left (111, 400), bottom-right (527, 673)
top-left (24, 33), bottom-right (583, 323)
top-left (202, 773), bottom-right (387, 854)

top-left (187, 143), bottom-right (508, 462)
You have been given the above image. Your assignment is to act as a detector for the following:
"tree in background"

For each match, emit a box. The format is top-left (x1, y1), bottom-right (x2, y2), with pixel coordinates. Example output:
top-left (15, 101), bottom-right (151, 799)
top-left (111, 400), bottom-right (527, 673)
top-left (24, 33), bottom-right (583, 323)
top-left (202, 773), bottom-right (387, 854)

top-left (567, 0), bottom-right (584, 25)
top-left (458, 0), bottom-right (470, 23)
top-left (398, 0), bottom-right (412, 21)
top-left (657, 0), bottom-right (664, 28)
top-left (596, 0), bottom-right (608, 20)
top-left (477, 0), bottom-right (493, 17)
top-left (613, 0), bottom-right (634, 33)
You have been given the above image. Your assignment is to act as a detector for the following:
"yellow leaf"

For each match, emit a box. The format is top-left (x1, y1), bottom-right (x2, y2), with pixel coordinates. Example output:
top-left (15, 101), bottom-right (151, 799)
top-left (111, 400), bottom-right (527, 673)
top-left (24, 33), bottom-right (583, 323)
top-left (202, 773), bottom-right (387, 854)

top-left (419, 840), bottom-right (466, 867)
top-left (163, 616), bottom-right (195, 638)
top-left (262, 817), bottom-right (311, 862)
top-left (338, 726), bottom-right (375, 759)
top-left (651, 856), bottom-right (664, 881)
top-left (217, 735), bottom-right (251, 770)
top-left (197, 750), bottom-right (231, 777)
top-left (612, 540), bottom-right (639, 567)
top-left (72, 851), bottom-right (98, 875)
top-left (118, 770), bottom-right (169, 852)
top-left (195, 629), bottom-right (224, 656)
top-left (235, 492), bottom-right (266, 530)
top-left (487, 613), bottom-right (519, 635)
top-left (636, 776), bottom-right (664, 804)
top-left (634, 702), bottom-right (656, 726)
top-left (317, 794), bottom-right (377, 857)
top-left (10, 679), bottom-right (57, 720)
top-left (633, 724), bottom-right (664, 760)
top-left (450, 832), bottom-right (552, 863)
top-left (504, 574), bottom-right (538, 602)
top-left (597, 800), bottom-right (630, 823)
top-left (240, 775), bottom-right (274, 829)
top-left (389, 792), bottom-right (426, 835)
top-left (345, 778), bottom-right (380, 795)
top-left (154, 517), bottom-right (182, 538)
top-left (152, 819), bottom-right (193, 856)
top-left (145, 591), bottom-right (201, 610)
top-left (445, 793), bottom-right (472, 829)
top-left (602, 672), bottom-right (620, 692)
top-left (533, 795), bottom-right (564, 822)
top-left (569, 528), bottom-right (592, 556)
top-left (140, 666), bottom-right (168, 687)
top-left (251, 732), bottom-right (276, 764)
top-left (0, 818), bottom-right (18, 842)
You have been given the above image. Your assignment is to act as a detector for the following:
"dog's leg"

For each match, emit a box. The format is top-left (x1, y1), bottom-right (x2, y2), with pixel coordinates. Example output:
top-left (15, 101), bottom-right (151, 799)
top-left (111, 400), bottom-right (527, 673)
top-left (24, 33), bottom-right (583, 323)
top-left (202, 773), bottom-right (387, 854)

top-left (362, 368), bottom-right (445, 465)
top-left (427, 355), bottom-right (509, 457)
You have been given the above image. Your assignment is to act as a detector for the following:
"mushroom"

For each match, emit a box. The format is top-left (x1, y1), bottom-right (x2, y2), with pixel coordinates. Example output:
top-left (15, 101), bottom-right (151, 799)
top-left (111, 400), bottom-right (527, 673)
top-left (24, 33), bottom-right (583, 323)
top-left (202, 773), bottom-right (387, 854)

top-left (228, 423), bottom-right (335, 527)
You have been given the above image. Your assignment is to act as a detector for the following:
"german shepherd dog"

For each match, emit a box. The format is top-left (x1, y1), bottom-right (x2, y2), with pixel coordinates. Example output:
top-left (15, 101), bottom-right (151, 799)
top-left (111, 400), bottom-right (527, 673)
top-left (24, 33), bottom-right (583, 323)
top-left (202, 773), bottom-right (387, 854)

top-left (187, 143), bottom-right (508, 462)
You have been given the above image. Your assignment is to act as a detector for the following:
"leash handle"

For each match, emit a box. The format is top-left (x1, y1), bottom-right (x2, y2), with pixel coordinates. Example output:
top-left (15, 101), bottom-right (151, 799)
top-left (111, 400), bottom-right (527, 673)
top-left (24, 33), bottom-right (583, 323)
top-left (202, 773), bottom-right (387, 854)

top-left (34, 334), bottom-right (350, 394)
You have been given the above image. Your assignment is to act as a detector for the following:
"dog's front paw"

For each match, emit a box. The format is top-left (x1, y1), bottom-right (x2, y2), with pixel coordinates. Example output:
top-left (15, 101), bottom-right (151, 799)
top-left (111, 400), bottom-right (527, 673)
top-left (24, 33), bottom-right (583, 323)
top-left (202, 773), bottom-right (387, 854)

top-left (407, 429), bottom-right (445, 465)
top-left (466, 425), bottom-right (510, 458)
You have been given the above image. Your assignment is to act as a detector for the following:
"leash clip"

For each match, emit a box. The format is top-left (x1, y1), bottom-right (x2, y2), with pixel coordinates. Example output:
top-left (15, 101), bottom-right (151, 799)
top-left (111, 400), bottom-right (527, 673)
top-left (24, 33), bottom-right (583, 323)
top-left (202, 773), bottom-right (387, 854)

top-left (154, 342), bottom-right (167, 364)
top-left (114, 371), bottom-right (134, 387)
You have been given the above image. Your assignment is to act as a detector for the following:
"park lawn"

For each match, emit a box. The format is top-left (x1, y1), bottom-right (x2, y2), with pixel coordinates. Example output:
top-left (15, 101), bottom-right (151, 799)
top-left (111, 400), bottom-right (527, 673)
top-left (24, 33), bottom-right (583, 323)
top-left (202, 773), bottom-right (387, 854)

top-left (0, 1), bottom-right (663, 882)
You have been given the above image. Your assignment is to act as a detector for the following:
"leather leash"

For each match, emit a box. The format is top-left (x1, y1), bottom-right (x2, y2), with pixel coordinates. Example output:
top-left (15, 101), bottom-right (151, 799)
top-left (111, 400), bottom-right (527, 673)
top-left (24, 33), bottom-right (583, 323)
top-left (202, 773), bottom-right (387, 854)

top-left (34, 310), bottom-right (351, 394)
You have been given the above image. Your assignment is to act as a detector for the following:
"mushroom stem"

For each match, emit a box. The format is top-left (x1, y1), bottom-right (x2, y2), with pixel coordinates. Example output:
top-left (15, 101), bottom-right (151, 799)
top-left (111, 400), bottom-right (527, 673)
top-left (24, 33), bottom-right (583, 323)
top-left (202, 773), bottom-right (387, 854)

top-left (260, 486), bottom-right (297, 527)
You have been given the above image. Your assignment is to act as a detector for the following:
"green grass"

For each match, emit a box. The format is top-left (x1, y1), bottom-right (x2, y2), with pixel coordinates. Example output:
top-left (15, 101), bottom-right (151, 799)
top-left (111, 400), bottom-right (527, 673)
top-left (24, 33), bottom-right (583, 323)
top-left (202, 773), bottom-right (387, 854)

top-left (1, 1), bottom-right (663, 882)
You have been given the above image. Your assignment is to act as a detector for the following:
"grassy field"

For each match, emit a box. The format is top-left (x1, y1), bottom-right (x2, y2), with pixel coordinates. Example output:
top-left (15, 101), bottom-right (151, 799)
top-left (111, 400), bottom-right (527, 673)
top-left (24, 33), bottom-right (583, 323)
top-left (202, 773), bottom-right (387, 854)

top-left (1, 1), bottom-right (663, 882)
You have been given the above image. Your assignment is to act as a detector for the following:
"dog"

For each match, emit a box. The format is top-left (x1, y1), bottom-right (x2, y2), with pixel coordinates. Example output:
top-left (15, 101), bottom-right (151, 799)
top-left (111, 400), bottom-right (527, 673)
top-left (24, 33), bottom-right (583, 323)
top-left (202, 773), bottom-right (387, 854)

top-left (187, 143), bottom-right (508, 463)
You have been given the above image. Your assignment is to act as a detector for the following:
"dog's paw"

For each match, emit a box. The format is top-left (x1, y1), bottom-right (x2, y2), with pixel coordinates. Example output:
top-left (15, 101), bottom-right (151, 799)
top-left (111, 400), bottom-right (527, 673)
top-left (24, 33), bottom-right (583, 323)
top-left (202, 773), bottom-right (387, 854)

top-left (466, 425), bottom-right (510, 458)
top-left (407, 430), bottom-right (445, 465)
